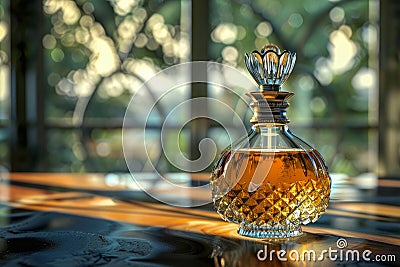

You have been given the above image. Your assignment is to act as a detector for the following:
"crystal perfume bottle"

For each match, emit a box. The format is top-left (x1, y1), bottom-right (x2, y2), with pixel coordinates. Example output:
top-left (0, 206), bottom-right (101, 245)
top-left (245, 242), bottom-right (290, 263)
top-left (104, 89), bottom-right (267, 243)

top-left (210, 44), bottom-right (331, 238)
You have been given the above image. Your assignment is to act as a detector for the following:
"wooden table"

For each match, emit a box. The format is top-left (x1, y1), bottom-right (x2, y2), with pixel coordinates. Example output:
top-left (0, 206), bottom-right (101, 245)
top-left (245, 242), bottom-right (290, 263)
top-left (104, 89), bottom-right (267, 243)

top-left (0, 172), bottom-right (399, 266)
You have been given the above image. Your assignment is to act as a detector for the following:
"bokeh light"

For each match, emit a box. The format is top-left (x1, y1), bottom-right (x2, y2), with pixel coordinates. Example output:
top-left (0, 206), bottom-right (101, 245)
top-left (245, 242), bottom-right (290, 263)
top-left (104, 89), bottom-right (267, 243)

top-left (35, 0), bottom-right (379, 174)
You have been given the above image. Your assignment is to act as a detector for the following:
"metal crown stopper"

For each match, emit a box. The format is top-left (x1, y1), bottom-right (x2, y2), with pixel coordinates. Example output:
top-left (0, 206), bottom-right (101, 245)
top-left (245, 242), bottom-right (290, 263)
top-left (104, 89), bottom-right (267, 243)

top-left (245, 44), bottom-right (296, 124)
top-left (245, 44), bottom-right (296, 92)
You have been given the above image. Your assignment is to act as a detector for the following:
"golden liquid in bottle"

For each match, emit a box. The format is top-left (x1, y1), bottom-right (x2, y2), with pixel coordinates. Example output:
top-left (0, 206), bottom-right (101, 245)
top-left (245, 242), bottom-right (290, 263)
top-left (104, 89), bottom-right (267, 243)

top-left (210, 149), bottom-right (331, 236)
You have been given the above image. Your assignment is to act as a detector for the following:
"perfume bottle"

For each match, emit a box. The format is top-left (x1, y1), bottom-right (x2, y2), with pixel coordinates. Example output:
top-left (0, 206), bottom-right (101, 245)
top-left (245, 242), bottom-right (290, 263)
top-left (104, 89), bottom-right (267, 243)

top-left (210, 44), bottom-right (331, 238)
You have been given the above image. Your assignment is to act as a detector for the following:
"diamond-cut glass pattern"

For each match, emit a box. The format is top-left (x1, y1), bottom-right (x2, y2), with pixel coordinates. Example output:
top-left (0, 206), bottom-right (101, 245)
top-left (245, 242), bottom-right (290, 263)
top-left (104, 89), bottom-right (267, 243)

top-left (211, 149), bottom-right (331, 238)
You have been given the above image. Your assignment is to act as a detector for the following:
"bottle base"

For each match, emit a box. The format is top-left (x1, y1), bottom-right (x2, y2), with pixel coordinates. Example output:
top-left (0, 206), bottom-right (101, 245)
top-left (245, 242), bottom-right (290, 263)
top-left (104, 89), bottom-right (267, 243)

top-left (238, 223), bottom-right (303, 239)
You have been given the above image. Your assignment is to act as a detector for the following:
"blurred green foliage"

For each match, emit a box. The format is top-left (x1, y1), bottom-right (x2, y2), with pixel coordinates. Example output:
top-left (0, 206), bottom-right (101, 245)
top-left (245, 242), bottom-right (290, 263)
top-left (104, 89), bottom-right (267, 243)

top-left (0, 0), bottom-right (377, 174)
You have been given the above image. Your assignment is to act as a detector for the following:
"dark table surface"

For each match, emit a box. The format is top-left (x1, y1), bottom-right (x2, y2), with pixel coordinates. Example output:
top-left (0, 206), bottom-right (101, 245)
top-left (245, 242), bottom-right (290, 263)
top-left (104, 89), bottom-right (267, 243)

top-left (0, 172), bottom-right (399, 266)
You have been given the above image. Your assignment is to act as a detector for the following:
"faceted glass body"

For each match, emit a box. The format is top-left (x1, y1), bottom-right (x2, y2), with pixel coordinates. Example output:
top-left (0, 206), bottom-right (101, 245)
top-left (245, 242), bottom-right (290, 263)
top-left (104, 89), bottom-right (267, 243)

top-left (210, 124), bottom-right (331, 238)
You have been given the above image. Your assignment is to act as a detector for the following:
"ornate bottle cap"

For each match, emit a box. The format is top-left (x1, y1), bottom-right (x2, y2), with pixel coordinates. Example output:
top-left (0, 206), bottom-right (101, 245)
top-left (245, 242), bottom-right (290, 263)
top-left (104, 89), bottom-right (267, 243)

top-left (245, 44), bottom-right (296, 91)
top-left (245, 44), bottom-right (296, 124)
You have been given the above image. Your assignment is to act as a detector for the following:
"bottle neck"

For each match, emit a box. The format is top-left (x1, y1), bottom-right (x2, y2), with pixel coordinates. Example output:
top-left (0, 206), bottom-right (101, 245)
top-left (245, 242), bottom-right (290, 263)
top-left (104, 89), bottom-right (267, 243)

top-left (249, 103), bottom-right (290, 124)
top-left (252, 123), bottom-right (288, 131)
top-left (247, 91), bottom-right (293, 125)
top-left (251, 124), bottom-right (289, 150)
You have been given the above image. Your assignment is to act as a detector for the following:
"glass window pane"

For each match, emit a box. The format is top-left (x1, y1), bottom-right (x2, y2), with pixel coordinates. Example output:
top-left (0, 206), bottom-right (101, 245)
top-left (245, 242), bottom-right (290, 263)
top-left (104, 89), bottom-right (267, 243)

top-left (0, 0), bottom-right (9, 168)
top-left (209, 0), bottom-right (378, 175)
top-left (42, 0), bottom-right (189, 172)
